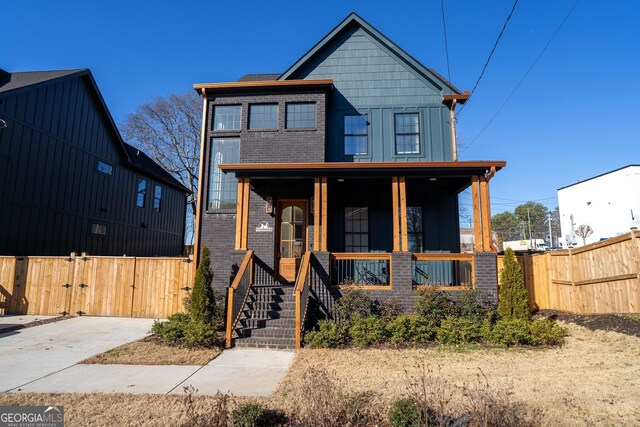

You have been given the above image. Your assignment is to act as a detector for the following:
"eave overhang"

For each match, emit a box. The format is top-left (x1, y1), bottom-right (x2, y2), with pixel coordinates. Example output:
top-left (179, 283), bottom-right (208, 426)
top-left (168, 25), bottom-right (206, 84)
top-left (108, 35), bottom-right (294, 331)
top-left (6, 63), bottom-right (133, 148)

top-left (218, 161), bottom-right (505, 179)
top-left (194, 79), bottom-right (334, 93)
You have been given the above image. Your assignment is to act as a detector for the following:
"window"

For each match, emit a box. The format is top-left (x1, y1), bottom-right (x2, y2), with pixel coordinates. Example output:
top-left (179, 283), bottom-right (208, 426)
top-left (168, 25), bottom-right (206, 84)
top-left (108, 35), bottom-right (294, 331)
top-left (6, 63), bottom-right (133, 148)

top-left (249, 104), bottom-right (278, 129)
top-left (91, 223), bottom-right (107, 236)
top-left (407, 206), bottom-right (423, 252)
top-left (345, 207), bottom-right (369, 252)
top-left (344, 115), bottom-right (368, 155)
top-left (208, 137), bottom-right (240, 210)
top-left (136, 178), bottom-right (147, 208)
top-left (286, 103), bottom-right (315, 129)
top-left (394, 113), bottom-right (420, 154)
top-left (213, 105), bottom-right (241, 131)
top-left (153, 185), bottom-right (162, 212)
top-left (97, 160), bottom-right (113, 176)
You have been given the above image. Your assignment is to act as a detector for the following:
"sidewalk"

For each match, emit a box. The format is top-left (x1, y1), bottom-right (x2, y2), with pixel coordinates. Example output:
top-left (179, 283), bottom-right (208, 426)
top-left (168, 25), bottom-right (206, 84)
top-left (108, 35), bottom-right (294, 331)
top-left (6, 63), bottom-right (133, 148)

top-left (8, 348), bottom-right (294, 397)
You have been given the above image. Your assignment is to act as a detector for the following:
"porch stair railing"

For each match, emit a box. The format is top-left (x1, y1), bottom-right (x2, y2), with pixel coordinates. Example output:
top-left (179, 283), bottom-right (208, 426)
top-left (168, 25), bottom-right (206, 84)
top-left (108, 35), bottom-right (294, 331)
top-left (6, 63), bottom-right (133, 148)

top-left (293, 251), bottom-right (312, 349)
top-left (225, 250), bottom-right (254, 348)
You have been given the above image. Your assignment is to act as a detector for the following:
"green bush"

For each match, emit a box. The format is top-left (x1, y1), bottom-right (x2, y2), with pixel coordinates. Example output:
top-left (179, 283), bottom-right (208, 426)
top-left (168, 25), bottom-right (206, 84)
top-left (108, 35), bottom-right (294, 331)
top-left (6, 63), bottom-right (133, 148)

top-left (151, 312), bottom-right (189, 344)
top-left (436, 316), bottom-right (482, 345)
top-left (374, 297), bottom-right (404, 324)
top-left (304, 320), bottom-right (350, 348)
top-left (388, 397), bottom-right (425, 427)
top-left (183, 319), bottom-right (219, 347)
top-left (455, 287), bottom-right (494, 322)
top-left (498, 248), bottom-right (530, 320)
top-left (190, 246), bottom-right (216, 325)
top-left (386, 314), bottom-right (437, 345)
top-left (529, 318), bottom-right (567, 346)
top-left (483, 318), bottom-right (534, 346)
top-left (232, 402), bottom-right (267, 427)
top-left (414, 287), bottom-right (454, 326)
top-left (335, 288), bottom-right (374, 323)
top-left (349, 314), bottom-right (387, 347)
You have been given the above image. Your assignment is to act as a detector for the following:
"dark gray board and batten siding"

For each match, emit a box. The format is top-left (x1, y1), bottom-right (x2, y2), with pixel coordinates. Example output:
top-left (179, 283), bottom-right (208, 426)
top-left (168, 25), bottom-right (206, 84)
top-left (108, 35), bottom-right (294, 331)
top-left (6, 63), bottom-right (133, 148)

top-left (0, 73), bottom-right (187, 256)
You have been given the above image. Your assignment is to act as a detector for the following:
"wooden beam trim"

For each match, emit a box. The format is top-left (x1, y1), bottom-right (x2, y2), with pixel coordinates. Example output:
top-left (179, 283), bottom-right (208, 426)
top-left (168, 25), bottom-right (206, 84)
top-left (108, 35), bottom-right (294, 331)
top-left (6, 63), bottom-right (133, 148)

top-left (471, 176), bottom-right (483, 252)
top-left (321, 177), bottom-right (328, 251)
top-left (573, 273), bottom-right (639, 287)
top-left (234, 179), bottom-right (244, 250)
top-left (399, 177), bottom-right (408, 252)
top-left (193, 93), bottom-right (209, 267)
top-left (450, 99), bottom-right (458, 161)
top-left (479, 176), bottom-right (494, 252)
top-left (241, 178), bottom-right (251, 249)
top-left (219, 160), bottom-right (507, 172)
top-left (391, 177), bottom-right (400, 252)
top-left (313, 178), bottom-right (320, 251)
top-left (412, 253), bottom-right (474, 261)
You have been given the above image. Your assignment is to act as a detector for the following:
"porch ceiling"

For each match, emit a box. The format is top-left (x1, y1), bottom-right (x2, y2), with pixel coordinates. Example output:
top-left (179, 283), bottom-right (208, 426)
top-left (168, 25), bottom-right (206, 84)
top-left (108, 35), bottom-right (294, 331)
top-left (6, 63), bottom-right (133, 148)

top-left (219, 160), bottom-right (505, 179)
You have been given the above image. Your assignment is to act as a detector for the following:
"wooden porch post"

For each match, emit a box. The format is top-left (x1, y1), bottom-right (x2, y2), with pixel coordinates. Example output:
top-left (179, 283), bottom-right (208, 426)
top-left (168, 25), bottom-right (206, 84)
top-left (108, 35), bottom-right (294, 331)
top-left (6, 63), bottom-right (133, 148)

top-left (241, 178), bottom-right (251, 249)
top-left (193, 89), bottom-right (208, 267)
top-left (391, 177), bottom-right (400, 251)
top-left (479, 176), bottom-right (494, 252)
top-left (399, 176), bottom-right (408, 252)
top-left (471, 176), bottom-right (483, 252)
top-left (235, 178), bottom-right (245, 250)
top-left (321, 177), bottom-right (328, 251)
top-left (314, 177), bottom-right (320, 251)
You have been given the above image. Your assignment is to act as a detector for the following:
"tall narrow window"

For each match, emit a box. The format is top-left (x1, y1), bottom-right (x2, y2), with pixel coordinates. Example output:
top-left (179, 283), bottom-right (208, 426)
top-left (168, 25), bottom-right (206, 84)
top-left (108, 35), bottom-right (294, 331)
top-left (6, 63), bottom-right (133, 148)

top-left (394, 113), bottom-right (420, 154)
top-left (344, 115), bottom-right (368, 155)
top-left (286, 103), bottom-right (316, 129)
top-left (97, 160), bottom-right (113, 176)
top-left (153, 185), bottom-right (162, 212)
top-left (213, 105), bottom-right (242, 131)
top-left (91, 223), bottom-right (108, 236)
top-left (249, 104), bottom-right (278, 129)
top-left (345, 207), bottom-right (369, 252)
top-left (136, 178), bottom-right (147, 208)
top-left (208, 137), bottom-right (240, 210)
top-left (407, 206), bottom-right (423, 252)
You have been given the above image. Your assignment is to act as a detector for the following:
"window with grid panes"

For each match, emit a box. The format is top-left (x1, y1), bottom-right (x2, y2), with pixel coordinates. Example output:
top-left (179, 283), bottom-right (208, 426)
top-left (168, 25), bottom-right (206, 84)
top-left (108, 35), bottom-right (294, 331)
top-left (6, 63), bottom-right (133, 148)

top-left (394, 113), bottom-right (420, 154)
top-left (344, 114), bottom-right (368, 155)
top-left (285, 103), bottom-right (315, 129)
top-left (213, 105), bottom-right (241, 131)
top-left (345, 207), bottom-right (369, 252)
top-left (208, 138), bottom-right (240, 210)
top-left (249, 104), bottom-right (278, 129)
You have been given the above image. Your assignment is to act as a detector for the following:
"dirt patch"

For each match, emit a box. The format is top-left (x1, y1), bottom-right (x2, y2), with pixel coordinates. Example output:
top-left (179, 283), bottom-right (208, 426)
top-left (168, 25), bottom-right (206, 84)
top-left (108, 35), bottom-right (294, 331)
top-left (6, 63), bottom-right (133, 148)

top-left (80, 336), bottom-right (221, 365)
top-left (539, 310), bottom-right (640, 338)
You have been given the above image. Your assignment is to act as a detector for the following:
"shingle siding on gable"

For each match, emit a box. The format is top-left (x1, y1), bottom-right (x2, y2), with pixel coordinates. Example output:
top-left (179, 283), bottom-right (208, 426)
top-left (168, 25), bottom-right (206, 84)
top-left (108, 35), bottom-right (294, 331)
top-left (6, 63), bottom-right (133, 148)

top-left (289, 26), bottom-right (453, 163)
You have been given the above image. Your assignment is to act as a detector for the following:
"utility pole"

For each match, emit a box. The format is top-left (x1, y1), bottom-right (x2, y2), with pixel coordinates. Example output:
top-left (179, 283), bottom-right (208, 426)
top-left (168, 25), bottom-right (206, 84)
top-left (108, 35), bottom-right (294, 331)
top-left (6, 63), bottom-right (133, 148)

top-left (548, 213), bottom-right (553, 248)
top-left (521, 221), bottom-right (526, 239)
top-left (527, 208), bottom-right (533, 246)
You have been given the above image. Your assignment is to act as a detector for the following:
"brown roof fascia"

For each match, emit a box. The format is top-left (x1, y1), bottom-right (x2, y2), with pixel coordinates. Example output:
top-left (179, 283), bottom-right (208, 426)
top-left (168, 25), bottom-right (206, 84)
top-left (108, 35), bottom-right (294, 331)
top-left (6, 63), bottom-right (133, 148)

top-left (218, 160), bottom-right (506, 172)
top-left (443, 90), bottom-right (470, 106)
top-left (194, 79), bottom-right (333, 92)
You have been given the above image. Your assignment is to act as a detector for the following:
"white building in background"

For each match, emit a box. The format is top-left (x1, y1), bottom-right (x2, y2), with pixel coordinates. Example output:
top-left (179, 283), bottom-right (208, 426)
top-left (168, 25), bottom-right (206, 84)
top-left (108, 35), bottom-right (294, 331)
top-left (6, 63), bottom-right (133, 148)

top-left (558, 165), bottom-right (640, 247)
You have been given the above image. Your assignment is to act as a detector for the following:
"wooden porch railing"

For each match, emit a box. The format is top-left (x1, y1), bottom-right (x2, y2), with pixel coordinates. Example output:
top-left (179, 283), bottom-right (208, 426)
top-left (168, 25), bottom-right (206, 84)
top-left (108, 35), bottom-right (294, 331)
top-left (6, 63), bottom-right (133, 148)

top-left (412, 253), bottom-right (474, 290)
top-left (330, 252), bottom-right (391, 288)
top-left (225, 250), bottom-right (254, 348)
top-left (293, 251), bottom-right (312, 349)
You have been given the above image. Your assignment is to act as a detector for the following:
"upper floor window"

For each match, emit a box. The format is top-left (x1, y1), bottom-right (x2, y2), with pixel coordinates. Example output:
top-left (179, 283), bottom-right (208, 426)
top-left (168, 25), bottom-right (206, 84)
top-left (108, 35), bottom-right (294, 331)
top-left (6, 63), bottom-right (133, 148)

top-left (407, 206), bottom-right (423, 252)
top-left (136, 178), bottom-right (147, 208)
top-left (91, 223), bottom-right (108, 236)
top-left (394, 113), bottom-right (420, 155)
top-left (213, 105), bottom-right (241, 131)
top-left (249, 104), bottom-right (278, 129)
top-left (153, 185), bottom-right (162, 212)
top-left (208, 137), bottom-right (240, 210)
top-left (286, 102), bottom-right (315, 129)
top-left (345, 207), bottom-right (369, 252)
top-left (344, 115), bottom-right (368, 155)
top-left (97, 160), bottom-right (113, 176)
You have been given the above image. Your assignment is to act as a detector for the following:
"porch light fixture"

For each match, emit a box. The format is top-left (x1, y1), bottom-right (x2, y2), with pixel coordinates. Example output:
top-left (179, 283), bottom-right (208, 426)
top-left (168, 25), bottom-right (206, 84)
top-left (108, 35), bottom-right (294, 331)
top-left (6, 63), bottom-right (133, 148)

top-left (265, 197), bottom-right (273, 214)
top-left (429, 177), bottom-right (437, 181)
top-left (337, 178), bottom-right (345, 182)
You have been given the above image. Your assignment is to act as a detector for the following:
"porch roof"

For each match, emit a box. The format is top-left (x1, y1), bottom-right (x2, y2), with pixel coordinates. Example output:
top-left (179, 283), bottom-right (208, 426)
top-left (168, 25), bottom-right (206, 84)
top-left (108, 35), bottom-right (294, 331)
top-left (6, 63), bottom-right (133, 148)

top-left (219, 160), bottom-right (506, 179)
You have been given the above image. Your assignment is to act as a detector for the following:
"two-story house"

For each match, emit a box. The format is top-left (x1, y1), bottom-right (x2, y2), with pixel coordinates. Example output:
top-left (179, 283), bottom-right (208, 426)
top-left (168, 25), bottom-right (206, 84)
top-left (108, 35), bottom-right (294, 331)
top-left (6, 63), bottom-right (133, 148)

top-left (193, 13), bottom-right (504, 348)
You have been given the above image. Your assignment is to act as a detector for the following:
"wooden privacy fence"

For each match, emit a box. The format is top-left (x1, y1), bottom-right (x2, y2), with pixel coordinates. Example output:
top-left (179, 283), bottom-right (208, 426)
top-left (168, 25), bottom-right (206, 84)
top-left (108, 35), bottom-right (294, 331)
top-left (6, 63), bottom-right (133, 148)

top-left (0, 254), bottom-right (194, 318)
top-left (498, 230), bottom-right (640, 314)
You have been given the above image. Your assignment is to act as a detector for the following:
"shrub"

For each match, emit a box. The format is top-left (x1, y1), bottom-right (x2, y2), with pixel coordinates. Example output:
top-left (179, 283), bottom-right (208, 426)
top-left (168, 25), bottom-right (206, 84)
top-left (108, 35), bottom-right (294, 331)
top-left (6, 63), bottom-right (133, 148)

top-left (183, 319), bottom-right (220, 347)
top-left (529, 318), bottom-right (567, 346)
top-left (455, 286), bottom-right (494, 322)
top-left (374, 298), bottom-right (404, 324)
top-left (498, 248), bottom-right (530, 320)
top-left (152, 312), bottom-right (189, 344)
top-left (349, 314), bottom-right (387, 347)
top-left (232, 402), bottom-right (267, 427)
top-left (436, 316), bottom-right (483, 345)
top-left (334, 288), bottom-right (373, 323)
top-left (190, 246), bottom-right (216, 325)
top-left (414, 286), bottom-right (454, 326)
top-left (483, 318), bottom-right (533, 346)
top-left (386, 314), bottom-right (437, 345)
top-left (388, 397), bottom-right (426, 427)
top-left (304, 320), bottom-right (350, 348)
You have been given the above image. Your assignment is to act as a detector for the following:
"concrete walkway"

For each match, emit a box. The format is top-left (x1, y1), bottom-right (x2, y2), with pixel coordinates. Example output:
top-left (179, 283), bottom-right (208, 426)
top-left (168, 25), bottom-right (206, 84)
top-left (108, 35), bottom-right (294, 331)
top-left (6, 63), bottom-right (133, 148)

top-left (0, 314), bottom-right (63, 332)
top-left (11, 348), bottom-right (295, 396)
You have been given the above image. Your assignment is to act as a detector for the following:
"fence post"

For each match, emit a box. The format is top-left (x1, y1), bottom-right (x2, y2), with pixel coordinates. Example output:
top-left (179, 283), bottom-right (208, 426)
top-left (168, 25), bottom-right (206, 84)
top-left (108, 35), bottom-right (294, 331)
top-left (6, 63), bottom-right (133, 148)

top-left (129, 256), bottom-right (137, 318)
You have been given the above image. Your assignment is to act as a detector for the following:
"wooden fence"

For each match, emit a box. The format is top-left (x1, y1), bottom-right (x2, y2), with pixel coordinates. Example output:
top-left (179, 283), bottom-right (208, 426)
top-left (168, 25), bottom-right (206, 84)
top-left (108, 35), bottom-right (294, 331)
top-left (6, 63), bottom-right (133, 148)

top-left (0, 254), bottom-right (194, 318)
top-left (497, 230), bottom-right (640, 314)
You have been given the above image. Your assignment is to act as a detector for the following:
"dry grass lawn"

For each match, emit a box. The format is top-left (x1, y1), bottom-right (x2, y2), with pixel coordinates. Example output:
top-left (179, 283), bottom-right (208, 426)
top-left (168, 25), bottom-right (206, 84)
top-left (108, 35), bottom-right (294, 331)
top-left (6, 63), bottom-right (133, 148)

top-left (80, 337), bottom-right (221, 365)
top-left (1, 322), bottom-right (639, 426)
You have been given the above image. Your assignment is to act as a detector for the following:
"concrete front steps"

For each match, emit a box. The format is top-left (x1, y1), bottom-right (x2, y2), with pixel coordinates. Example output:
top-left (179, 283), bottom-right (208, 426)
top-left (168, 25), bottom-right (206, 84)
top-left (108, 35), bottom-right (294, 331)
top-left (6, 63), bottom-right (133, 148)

top-left (233, 284), bottom-right (296, 350)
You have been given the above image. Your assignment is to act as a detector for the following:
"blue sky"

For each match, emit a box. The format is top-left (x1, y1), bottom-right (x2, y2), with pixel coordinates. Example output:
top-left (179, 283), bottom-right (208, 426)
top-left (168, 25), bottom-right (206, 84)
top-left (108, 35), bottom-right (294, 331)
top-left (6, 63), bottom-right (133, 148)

top-left (3, 0), bottom-right (639, 216)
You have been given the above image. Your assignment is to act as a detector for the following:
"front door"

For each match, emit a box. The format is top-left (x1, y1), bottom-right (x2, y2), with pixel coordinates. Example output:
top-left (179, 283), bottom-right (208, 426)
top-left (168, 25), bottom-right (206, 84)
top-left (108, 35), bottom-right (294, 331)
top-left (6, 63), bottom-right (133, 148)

top-left (277, 200), bottom-right (307, 282)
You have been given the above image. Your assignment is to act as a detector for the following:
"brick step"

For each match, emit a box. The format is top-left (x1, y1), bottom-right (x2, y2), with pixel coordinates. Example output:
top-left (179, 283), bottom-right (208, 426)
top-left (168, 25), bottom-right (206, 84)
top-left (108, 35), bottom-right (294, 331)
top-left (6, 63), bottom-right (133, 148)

top-left (233, 336), bottom-right (296, 350)
top-left (239, 318), bottom-right (295, 328)
top-left (251, 285), bottom-right (294, 296)
top-left (244, 309), bottom-right (296, 320)
top-left (247, 293), bottom-right (295, 303)
top-left (246, 301), bottom-right (296, 311)
top-left (239, 327), bottom-right (296, 339)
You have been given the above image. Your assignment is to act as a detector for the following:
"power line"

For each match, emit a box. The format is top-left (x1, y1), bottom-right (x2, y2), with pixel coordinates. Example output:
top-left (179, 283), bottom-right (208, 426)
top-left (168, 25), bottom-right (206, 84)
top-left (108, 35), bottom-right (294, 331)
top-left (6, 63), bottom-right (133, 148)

top-left (455, 0), bottom-right (520, 117)
top-left (440, 0), bottom-right (452, 82)
top-left (459, 0), bottom-right (582, 154)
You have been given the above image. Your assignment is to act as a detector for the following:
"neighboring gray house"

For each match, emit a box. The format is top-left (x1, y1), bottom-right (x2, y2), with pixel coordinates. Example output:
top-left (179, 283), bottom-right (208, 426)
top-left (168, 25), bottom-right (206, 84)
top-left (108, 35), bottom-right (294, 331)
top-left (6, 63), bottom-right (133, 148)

top-left (192, 13), bottom-right (505, 348)
top-left (0, 68), bottom-right (189, 256)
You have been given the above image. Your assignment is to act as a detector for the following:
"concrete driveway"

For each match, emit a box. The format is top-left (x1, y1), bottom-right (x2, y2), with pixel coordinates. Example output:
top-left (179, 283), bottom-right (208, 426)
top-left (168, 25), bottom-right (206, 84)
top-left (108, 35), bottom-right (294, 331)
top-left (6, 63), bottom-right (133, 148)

top-left (0, 316), bottom-right (154, 392)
